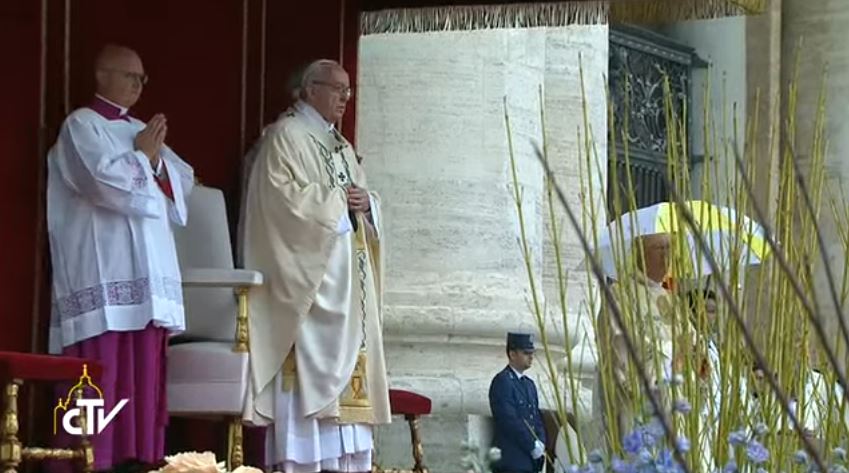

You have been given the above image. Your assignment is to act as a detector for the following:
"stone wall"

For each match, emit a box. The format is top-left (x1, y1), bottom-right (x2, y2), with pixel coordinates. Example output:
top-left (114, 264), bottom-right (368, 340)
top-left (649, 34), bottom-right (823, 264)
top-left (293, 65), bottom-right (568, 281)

top-left (661, 17), bottom-right (747, 206)
top-left (782, 0), bottom-right (849, 372)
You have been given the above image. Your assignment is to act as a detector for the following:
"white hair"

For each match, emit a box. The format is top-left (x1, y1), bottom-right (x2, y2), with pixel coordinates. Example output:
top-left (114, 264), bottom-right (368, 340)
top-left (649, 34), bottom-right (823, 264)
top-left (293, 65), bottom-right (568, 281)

top-left (291, 59), bottom-right (344, 100)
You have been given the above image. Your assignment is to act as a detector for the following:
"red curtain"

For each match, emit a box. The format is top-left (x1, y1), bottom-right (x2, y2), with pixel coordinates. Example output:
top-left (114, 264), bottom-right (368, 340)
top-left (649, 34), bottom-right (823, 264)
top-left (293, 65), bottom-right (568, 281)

top-left (0, 1), bottom-right (42, 355)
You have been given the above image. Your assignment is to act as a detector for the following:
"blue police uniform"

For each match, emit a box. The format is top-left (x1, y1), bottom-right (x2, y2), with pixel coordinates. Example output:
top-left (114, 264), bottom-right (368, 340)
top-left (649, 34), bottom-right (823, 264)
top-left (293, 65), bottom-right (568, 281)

top-left (488, 333), bottom-right (546, 473)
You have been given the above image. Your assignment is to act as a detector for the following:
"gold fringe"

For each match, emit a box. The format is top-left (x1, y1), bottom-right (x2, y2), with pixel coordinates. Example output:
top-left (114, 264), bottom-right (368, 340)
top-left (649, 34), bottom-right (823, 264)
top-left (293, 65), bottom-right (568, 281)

top-left (360, 0), bottom-right (767, 35)
top-left (362, 1), bottom-right (606, 34)
top-left (611, 0), bottom-right (766, 24)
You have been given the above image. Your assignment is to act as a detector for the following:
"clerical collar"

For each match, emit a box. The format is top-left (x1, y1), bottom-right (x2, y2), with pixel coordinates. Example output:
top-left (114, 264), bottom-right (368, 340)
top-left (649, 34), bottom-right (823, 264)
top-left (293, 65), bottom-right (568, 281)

top-left (90, 95), bottom-right (130, 121)
top-left (294, 100), bottom-right (334, 132)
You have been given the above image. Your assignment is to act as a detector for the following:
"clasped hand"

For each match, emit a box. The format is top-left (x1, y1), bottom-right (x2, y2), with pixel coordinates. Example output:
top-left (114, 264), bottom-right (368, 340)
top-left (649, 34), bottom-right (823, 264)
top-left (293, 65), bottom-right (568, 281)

top-left (134, 113), bottom-right (167, 167)
top-left (347, 185), bottom-right (370, 213)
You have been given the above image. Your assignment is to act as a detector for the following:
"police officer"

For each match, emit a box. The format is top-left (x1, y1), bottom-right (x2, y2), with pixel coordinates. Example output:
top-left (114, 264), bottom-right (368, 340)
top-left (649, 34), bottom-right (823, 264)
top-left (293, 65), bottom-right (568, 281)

top-left (489, 332), bottom-right (547, 473)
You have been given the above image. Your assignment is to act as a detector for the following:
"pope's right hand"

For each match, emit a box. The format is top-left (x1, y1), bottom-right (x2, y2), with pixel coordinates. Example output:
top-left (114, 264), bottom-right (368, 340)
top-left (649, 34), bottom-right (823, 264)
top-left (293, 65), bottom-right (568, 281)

top-left (134, 113), bottom-right (167, 164)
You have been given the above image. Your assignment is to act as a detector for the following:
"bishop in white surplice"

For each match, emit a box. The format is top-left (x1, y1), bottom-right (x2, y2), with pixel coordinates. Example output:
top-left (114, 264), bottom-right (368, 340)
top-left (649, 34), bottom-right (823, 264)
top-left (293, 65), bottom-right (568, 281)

top-left (46, 44), bottom-right (193, 471)
top-left (47, 103), bottom-right (193, 350)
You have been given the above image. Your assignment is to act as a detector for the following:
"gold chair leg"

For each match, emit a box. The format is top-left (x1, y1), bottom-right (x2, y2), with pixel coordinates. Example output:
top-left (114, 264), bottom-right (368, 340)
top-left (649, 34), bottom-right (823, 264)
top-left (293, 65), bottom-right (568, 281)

top-left (76, 388), bottom-right (94, 473)
top-left (405, 414), bottom-right (426, 473)
top-left (227, 417), bottom-right (244, 469)
top-left (1, 381), bottom-right (22, 473)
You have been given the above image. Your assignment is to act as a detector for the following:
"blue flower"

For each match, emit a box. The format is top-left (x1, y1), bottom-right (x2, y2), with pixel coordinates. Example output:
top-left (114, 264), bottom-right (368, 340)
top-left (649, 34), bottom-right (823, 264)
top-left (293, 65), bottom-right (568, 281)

top-left (673, 399), bottom-right (692, 414)
top-left (637, 448), bottom-right (654, 466)
top-left (655, 449), bottom-right (683, 473)
top-left (588, 449), bottom-right (605, 465)
top-left (564, 465), bottom-right (580, 473)
top-left (794, 450), bottom-right (809, 465)
top-left (645, 418), bottom-right (665, 443)
top-left (835, 447), bottom-right (848, 463)
top-left (722, 460), bottom-right (738, 473)
top-left (728, 430), bottom-right (748, 446)
top-left (746, 440), bottom-right (770, 464)
top-left (611, 457), bottom-right (636, 473)
top-left (675, 437), bottom-right (691, 454)
top-left (623, 428), bottom-right (646, 455)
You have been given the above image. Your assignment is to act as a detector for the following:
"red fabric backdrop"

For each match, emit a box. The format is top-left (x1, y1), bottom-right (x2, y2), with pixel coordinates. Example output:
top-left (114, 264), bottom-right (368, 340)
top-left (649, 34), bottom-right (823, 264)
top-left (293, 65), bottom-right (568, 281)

top-left (0, 1), bottom-right (42, 355)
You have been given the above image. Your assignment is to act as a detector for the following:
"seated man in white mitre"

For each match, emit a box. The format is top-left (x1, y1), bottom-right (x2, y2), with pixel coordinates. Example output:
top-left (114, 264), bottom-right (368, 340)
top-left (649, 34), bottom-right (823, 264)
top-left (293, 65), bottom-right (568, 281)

top-left (240, 59), bottom-right (391, 473)
top-left (590, 234), bottom-right (683, 451)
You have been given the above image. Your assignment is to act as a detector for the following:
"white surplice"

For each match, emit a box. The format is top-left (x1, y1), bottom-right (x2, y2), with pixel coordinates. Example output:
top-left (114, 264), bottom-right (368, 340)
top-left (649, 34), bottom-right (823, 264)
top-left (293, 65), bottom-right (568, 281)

top-left (46, 106), bottom-right (194, 353)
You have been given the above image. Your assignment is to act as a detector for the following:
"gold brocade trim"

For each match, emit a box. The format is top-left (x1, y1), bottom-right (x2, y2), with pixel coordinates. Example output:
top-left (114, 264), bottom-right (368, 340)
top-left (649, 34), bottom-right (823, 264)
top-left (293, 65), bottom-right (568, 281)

top-left (339, 214), bottom-right (375, 424)
top-left (360, 0), bottom-right (767, 34)
top-left (339, 351), bottom-right (375, 424)
top-left (282, 350), bottom-right (297, 392)
top-left (338, 405), bottom-right (376, 424)
top-left (355, 214), bottom-right (367, 251)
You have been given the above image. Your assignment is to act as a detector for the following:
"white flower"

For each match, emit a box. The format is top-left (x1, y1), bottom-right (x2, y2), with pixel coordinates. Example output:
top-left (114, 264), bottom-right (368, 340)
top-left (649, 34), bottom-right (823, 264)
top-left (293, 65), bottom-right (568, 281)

top-left (159, 451), bottom-right (225, 473)
top-left (231, 467), bottom-right (263, 473)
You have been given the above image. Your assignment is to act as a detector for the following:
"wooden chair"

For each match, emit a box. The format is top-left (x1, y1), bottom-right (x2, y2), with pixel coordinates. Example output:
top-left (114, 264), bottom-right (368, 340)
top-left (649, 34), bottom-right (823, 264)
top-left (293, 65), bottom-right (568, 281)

top-left (375, 389), bottom-right (432, 473)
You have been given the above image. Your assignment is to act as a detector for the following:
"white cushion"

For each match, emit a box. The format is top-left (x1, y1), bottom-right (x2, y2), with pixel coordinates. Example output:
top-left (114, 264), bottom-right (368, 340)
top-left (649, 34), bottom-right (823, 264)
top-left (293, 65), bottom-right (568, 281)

top-left (176, 269), bottom-right (262, 341)
top-left (167, 341), bottom-right (249, 415)
top-left (176, 287), bottom-right (238, 342)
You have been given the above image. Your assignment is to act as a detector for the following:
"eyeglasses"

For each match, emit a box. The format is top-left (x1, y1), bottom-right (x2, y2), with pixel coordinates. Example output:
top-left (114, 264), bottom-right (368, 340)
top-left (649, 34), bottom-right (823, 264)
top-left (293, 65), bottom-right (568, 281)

top-left (312, 80), bottom-right (352, 99)
top-left (101, 68), bottom-right (149, 85)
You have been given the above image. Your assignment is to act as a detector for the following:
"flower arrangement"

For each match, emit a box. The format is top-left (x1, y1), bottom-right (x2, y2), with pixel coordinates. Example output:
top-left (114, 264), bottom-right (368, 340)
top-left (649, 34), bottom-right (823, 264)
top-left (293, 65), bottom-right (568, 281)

top-left (500, 48), bottom-right (849, 473)
top-left (146, 452), bottom-right (264, 473)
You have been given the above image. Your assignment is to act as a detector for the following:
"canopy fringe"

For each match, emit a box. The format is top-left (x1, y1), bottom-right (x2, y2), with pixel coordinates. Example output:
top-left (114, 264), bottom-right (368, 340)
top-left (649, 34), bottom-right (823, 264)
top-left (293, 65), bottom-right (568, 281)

top-left (360, 0), bottom-right (767, 35)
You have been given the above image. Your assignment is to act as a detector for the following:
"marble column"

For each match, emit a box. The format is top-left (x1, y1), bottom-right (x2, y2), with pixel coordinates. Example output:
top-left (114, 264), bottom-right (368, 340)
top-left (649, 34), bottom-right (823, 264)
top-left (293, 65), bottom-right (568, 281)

top-left (781, 0), bottom-right (849, 370)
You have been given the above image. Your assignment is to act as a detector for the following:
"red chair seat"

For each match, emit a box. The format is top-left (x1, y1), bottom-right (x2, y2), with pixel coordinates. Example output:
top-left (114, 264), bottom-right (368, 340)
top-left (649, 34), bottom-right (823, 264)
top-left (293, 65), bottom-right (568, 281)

top-left (0, 351), bottom-right (102, 382)
top-left (389, 389), bottom-right (432, 416)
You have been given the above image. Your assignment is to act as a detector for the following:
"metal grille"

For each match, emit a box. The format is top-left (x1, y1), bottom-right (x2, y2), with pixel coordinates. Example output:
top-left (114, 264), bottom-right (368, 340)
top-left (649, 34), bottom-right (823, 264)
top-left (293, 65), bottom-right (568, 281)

top-left (607, 25), bottom-right (701, 218)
